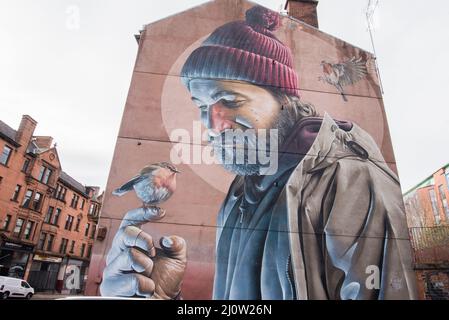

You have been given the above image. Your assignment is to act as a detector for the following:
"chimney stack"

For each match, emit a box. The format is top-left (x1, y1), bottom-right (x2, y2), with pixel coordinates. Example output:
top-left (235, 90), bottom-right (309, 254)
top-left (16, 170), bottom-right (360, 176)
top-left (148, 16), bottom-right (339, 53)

top-left (284, 0), bottom-right (319, 29)
top-left (15, 115), bottom-right (37, 146)
top-left (34, 136), bottom-right (54, 149)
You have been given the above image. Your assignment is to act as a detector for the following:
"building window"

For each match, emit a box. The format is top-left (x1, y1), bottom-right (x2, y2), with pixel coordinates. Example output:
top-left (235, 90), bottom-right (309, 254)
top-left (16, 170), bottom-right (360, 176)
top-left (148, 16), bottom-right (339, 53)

top-left (429, 189), bottom-right (441, 225)
top-left (2, 214), bottom-right (12, 230)
top-left (91, 224), bottom-right (96, 239)
top-left (87, 244), bottom-right (92, 258)
top-left (22, 189), bottom-right (33, 208)
top-left (44, 206), bottom-right (54, 223)
top-left (75, 216), bottom-right (81, 232)
top-left (54, 184), bottom-right (67, 201)
top-left (52, 208), bottom-right (61, 225)
top-left (80, 198), bottom-right (85, 210)
top-left (84, 223), bottom-right (90, 237)
top-left (438, 185), bottom-right (449, 219)
top-left (80, 243), bottom-right (86, 257)
top-left (47, 234), bottom-right (55, 251)
top-left (0, 145), bottom-right (12, 166)
top-left (54, 184), bottom-right (60, 198)
top-left (22, 158), bottom-right (30, 173)
top-left (64, 215), bottom-right (74, 231)
top-left (23, 221), bottom-right (35, 240)
top-left (32, 192), bottom-right (43, 211)
top-left (89, 203), bottom-right (99, 216)
top-left (38, 166), bottom-right (45, 181)
top-left (38, 233), bottom-right (47, 250)
top-left (44, 167), bottom-right (53, 183)
top-left (11, 185), bottom-right (21, 202)
top-left (60, 238), bottom-right (68, 254)
top-left (38, 166), bottom-right (53, 184)
top-left (70, 194), bottom-right (80, 209)
top-left (13, 218), bottom-right (24, 236)
top-left (70, 240), bottom-right (75, 254)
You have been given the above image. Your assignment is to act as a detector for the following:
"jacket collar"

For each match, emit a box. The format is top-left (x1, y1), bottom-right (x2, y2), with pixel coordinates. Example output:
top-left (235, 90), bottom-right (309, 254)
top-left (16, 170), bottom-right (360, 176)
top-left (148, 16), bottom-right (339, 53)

top-left (302, 113), bottom-right (399, 183)
top-left (301, 112), bottom-right (347, 174)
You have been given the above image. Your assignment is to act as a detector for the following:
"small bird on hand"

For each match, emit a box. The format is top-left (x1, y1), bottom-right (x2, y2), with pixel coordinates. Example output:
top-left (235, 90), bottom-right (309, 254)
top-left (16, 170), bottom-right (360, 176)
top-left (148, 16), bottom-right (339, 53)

top-left (112, 162), bottom-right (180, 216)
top-left (319, 56), bottom-right (368, 102)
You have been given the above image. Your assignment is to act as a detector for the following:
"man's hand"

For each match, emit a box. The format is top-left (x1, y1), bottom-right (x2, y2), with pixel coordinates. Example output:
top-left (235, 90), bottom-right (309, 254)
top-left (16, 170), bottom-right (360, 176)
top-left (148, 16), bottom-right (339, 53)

top-left (100, 207), bottom-right (187, 299)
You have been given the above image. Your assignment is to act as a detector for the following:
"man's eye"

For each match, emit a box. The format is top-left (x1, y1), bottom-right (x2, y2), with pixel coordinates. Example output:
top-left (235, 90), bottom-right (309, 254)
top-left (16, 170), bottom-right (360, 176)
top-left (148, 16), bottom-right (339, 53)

top-left (220, 99), bottom-right (244, 108)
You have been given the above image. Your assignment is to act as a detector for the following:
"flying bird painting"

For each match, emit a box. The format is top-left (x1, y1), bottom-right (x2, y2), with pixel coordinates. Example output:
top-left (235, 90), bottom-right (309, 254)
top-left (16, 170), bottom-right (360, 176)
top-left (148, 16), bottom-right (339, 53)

top-left (113, 162), bottom-right (180, 214)
top-left (319, 56), bottom-right (368, 102)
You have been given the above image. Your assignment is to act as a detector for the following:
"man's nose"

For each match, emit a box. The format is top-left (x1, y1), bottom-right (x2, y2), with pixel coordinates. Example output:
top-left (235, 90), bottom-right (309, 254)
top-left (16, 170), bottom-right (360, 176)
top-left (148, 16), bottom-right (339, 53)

top-left (202, 103), bottom-right (233, 133)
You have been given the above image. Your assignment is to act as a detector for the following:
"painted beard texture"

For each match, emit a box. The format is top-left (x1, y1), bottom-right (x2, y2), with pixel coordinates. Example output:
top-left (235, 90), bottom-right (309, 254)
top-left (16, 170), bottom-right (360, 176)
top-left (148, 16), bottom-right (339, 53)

top-left (211, 129), bottom-right (261, 176)
top-left (210, 113), bottom-right (293, 176)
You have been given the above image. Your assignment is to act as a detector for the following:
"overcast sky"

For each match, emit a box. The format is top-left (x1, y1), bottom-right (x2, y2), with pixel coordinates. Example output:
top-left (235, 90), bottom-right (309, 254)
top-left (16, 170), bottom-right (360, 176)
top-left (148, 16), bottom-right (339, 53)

top-left (1, 0), bottom-right (448, 192)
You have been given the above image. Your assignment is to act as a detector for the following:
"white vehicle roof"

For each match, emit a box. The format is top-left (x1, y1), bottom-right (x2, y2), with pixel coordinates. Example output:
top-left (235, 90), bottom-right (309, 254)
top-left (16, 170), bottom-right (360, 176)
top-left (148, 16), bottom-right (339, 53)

top-left (0, 276), bottom-right (27, 284)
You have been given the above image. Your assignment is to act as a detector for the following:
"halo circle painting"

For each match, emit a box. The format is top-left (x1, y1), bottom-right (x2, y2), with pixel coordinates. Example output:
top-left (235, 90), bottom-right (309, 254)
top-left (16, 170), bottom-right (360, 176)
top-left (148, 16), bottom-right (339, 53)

top-left (161, 31), bottom-right (386, 193)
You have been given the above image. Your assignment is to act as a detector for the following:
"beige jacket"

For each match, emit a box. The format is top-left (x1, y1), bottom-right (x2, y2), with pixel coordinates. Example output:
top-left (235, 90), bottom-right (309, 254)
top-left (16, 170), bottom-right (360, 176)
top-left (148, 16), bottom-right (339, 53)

top-left (281, 113), bottom-right (418, 300)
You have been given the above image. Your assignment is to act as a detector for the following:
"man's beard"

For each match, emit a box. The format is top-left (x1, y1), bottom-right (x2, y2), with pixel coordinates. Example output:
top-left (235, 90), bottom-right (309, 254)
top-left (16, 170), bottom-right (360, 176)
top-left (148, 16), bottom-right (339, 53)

top-left (211, 130), bottom-right (261, 176)
top-left (210, 112), bottom-right (295, 176)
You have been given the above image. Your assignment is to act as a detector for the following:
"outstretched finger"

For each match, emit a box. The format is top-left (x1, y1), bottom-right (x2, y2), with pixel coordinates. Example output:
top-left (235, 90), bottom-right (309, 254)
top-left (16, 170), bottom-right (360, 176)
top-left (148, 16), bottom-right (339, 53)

top-left (120, 206), bottom-right (166, 229)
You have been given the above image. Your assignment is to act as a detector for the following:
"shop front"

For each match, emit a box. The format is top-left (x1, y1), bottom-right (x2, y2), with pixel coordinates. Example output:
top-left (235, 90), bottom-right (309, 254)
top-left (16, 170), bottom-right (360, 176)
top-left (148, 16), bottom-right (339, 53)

top-left (0, 240), bottom-right (33, 279)
top-left (27, 254), bottom-right (63, 292)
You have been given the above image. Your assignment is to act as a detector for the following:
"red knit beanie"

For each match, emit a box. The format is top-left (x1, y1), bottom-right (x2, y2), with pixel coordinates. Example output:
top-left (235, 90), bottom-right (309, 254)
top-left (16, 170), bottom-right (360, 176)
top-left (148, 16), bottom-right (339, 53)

top-left (181, 5), bottom-right (300, 97)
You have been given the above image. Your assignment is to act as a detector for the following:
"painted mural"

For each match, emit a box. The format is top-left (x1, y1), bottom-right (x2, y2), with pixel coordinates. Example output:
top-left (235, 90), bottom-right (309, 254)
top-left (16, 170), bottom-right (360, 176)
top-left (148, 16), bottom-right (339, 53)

top-left (87, 1), bottom-right (418, 300)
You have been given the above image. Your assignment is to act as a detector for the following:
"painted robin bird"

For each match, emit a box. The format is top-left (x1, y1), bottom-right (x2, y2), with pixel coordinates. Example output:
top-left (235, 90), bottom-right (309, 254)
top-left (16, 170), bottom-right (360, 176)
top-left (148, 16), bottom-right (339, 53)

top-left (112, 162), bottom-right (180, 214)
top-left (319, 56), bottom-right (368, 102)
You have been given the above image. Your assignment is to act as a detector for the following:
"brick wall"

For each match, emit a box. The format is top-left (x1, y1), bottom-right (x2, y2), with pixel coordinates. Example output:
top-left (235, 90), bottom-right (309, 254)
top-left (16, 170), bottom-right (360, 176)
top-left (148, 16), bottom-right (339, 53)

top-left (0, 115), bottom-right (101, 287)
top-left (416, 270), bottom-right (449, 300)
